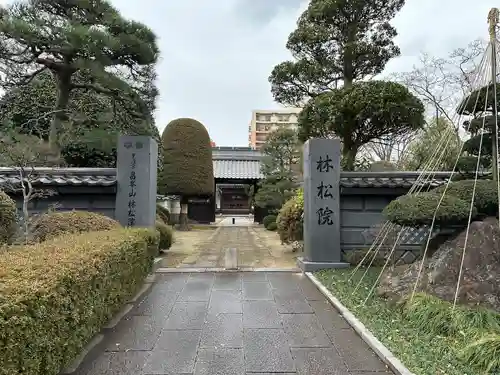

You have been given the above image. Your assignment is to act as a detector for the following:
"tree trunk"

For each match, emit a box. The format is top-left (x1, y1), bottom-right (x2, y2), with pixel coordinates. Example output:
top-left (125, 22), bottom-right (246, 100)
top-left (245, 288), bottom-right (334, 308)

top-left (342, 145), bottom-right (358, 171)
top-left (178, 198), bottom-right (189, 231)
top-left (49, 72), bottom-right (72, 158)
top-left (343, 24), bottom-right (357, 88)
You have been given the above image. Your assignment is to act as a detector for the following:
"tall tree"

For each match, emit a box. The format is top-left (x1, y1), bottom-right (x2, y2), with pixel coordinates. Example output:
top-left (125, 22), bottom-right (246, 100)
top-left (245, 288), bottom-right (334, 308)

top-left (269, 0), bottom-right (424, 169)
top-left (0, 70), bottom-right (161, 168)
top-left (0, 70), bottom-right (157, 142)
top-left (254, 128), bottom-right (300, 210)
top-left (269, 0), bottom-right (405, 106)
top-left (298, 81), bottom-right (425, 169)
top-left (0, 0), bottom-right (159, 152)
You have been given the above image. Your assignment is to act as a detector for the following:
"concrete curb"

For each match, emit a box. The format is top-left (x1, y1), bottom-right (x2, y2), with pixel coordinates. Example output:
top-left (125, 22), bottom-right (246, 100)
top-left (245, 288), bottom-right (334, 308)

top-left (156, 267), bottom-right (300, 273)
top-left (305, 272), bottom-right (416, 375)
top-left (60, 267), bottom-right (158, 374)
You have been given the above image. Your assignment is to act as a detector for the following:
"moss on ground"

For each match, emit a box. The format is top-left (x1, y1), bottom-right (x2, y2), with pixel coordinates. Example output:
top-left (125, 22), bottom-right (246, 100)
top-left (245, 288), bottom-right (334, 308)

top-left (315, 268), bottom-right (499, 375)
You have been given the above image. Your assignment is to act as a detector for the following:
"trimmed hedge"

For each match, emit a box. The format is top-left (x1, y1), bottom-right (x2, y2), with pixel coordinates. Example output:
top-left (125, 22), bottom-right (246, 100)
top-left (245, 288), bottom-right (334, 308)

top-left (159, 118), bottom-right (214, 197)
top-left (156, 220), bottom-right (174, 250)
top-left (383, 192), bottom-right (477, 227)
top-left (0, 228), bottom-right (159, 375)
top-left (32, 211), bottom-right (120, 242)
top-left (263, 214), bottom-right (277, 229)
top-left (433, 179), bottom-right (498, 217)
top-left (0, 190), bottom-right (17, 244)
top-left (277, 189), bottom-right (304, 243)
top-left (156, 204), bottom-right (170, 224)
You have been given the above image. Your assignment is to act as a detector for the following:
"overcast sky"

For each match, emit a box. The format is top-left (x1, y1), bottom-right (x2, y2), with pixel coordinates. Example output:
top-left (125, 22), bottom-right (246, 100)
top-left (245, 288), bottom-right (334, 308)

top-left (2, 0), bottom-right (499, 146)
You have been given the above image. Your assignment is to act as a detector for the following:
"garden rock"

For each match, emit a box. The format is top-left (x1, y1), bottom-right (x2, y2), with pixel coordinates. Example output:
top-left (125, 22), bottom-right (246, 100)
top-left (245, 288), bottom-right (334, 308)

top-left (377, 217), bottom-right (500, 312)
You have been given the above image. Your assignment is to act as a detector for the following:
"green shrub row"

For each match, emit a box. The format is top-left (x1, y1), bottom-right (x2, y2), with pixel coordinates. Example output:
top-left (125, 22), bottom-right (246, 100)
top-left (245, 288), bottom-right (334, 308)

top-left (0, 228), bottom-right (159, 375)
top-left (276, 188), bottom-right (304, 243)
top-left (31, 210), bottom-right (120, 242)
top-left (156, 219), bottom-right (174, 250)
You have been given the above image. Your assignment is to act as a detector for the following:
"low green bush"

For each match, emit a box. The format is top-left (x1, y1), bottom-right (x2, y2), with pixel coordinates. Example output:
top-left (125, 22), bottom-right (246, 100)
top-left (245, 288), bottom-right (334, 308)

top-left (31, 211), bottom-right (120, 242)
top-left (262, 214), bottom-right (277, 228)
top-left (433, 179), bottom-right (498, 217)
top-left (156, 220), bottom-right (174, 250)
top-left (0, 228), bottom-right (159, 375)
top-left (277, 189), bottom-right (304, 243)
top-left (266, 221), bottom-right (277, 231)
top-left (383, 192), bottom-right (477, 227)
top-left (0, 190), bottom-right (17, 245)
top-left (156, 204), bottom-right (170, 224)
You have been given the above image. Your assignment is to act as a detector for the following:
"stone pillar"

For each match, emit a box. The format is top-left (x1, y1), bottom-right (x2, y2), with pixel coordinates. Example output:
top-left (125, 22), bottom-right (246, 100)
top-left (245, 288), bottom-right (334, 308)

top-left (115, 136), bottom-right (158, 227)
top-left (297, 138), bottom-right (348, 271)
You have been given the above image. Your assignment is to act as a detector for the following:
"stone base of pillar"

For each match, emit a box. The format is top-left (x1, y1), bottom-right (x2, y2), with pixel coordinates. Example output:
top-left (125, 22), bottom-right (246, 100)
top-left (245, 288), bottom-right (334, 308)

top-left (297, 257), bottom-right (349, 272)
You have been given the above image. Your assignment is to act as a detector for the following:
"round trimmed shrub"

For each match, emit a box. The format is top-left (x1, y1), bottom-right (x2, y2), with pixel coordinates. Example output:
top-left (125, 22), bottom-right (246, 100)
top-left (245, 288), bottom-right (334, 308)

top-left (156, 204), bottom-right (170, 224)
top-left (433, 179), bottom-right (498, 217)
top-left (266, 222), bottom-right (277, 231)
top-left (383, 192), bottom-right (477, 227)
top-left (156, 220), bottom-right (174, 250)
top-left (159, 118), bottom-right (214, 197)
top-left (0, 190), bottom-right (18, 244)
top-left (277, 189), bottom-right (304, 243)
top-left (263, 214), bottom-right (277, 229)
top-left (32, 211), bottom-right (120, 242)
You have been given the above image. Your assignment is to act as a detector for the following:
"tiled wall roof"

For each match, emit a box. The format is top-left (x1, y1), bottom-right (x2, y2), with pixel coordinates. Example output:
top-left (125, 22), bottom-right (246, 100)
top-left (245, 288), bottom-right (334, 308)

top-left (0, 167), bottom-right (453, 189)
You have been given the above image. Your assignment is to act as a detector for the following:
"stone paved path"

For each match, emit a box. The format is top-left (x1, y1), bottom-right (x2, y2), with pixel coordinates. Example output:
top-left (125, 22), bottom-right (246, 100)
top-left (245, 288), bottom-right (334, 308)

top-left (76, 272), bottom-right (392, 375)
top-left (163, 225), bottom-right (298, 269)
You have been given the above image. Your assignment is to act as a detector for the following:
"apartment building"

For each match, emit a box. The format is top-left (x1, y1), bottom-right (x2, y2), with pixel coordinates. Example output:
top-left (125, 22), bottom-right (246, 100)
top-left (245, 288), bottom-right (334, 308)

top-left (248, 108), bottom-right (302, 150)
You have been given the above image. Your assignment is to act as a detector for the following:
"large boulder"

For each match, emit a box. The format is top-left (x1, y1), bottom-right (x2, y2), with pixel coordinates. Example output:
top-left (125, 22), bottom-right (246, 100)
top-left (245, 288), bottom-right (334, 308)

top-left (377, 217), bottom-right (500, 312)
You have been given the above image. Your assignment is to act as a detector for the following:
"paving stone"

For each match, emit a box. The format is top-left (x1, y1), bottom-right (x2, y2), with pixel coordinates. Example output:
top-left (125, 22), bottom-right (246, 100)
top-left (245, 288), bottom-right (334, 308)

top-left (188, 272), bottom-right (215, 283)
top-left (291, 348), bottom-right (350, 375)
top-left (163, 302), bottom-right (208, 330)
top-left (130, 290), bottom-right (178, 317)
top-left (273, 289), bottom-right (313, 314)
top-left (143, 329), bottom-right (201, 374)
top-left (243, 329), bottom-right (296, 373)
top-left (155, 273), bottom-right (190, 290)
top-left (308, 300), bottom-right (350, 333)
top-left (281, 314), bottom-right (332, 348)
top-left (266, 273), bottom-right (301, 290)
top-left (242, 282), bottom-right (273, 300)
top-left (104, 315), bottom-right (161, 352)
top-left (75, 351), bottom-right (149, 375)
top-left (296, 277), bottom-right (327, 301)
top-left (200, 313), bottom-right (243, 348)
top-left (194, 348), bottom-right (244, 375)
top-left (242, 301), bottom-right (282, 329)
top-left (329, 328), bottom-right (389, 372)
top-left (213, 273), bottom-right (242, 290)
top-left (241, 272), bottom-right (267, 282)
top-left (208, 289), bottom-right (242, 314)
top-left (177, 278), bottom-right (213, 302)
